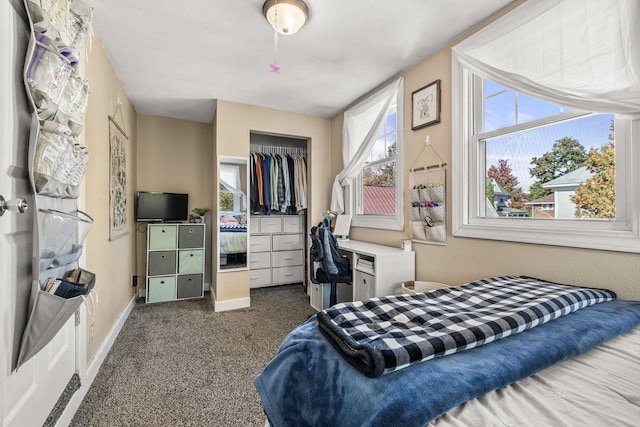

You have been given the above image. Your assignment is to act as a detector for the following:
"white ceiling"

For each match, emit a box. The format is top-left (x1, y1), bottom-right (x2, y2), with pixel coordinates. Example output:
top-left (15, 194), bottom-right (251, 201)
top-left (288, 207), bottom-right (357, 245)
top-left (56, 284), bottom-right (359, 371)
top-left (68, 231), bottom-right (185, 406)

top-left (89, 0), bottom-right (513, 123)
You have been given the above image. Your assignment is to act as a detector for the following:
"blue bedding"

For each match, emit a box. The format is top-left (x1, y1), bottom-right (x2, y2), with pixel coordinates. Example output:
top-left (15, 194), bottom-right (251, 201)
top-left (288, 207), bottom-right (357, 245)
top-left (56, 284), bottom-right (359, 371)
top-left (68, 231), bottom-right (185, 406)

top-left (254, 300), bottom-right (640, 427)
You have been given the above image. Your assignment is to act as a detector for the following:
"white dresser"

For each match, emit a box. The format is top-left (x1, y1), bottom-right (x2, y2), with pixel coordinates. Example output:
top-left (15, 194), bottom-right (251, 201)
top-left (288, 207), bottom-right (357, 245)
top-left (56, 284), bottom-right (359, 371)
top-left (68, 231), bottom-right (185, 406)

top-left (249, 215), bottom-right (306, 288)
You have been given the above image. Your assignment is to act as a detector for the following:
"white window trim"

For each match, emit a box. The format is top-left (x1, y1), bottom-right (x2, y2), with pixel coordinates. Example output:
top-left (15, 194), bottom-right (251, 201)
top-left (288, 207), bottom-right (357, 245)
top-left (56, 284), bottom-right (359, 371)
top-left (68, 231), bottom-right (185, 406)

top-left (452, 57), bottom-right (640, 253)
top-left (348, 90), bottom-right (405, 231)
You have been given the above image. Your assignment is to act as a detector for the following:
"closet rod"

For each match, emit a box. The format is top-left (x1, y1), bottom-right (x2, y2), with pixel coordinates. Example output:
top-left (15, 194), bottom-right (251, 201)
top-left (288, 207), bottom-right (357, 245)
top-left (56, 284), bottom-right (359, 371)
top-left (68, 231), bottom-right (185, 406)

top-left (250, 144), bottom-right (306, 155)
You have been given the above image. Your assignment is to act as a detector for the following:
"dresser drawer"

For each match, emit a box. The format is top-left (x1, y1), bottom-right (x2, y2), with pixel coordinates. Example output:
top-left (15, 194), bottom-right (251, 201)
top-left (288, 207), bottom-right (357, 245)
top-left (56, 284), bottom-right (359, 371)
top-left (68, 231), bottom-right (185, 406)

top-left (282, 216), bottom-right (304, 233)
top-left (249, 268), bottom-right (271, 288)
top-left (249, 217), bottom-right (259, 234)
top-left (178, 250), bottom-right (203, 274)
top-left (272, 266), bottom-right (304, 284)
top-left (272, 250), bottom-right (303, 268)
top-left (147, 276), bottom-right (176, 303)
top-left (249, 251), bottom-right (271, 269)
top-left (259, 217), bottom-right (282, 234)
top-left (148, 225), bottom-right (177, 250)
top-left (249, 235), bottom-right (271, 253)
top-left (272, 233), bottom-right (304, 251)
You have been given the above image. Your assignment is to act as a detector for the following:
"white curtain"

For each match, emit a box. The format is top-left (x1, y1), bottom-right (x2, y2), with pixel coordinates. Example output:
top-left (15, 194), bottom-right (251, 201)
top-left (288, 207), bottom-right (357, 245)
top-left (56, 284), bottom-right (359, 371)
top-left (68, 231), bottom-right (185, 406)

top-left (220, 164), bottom-right (246, 211)
top-left (452, 0), bottom-right (640, 118)
top-left (330, 77), bottom-right (403, 213)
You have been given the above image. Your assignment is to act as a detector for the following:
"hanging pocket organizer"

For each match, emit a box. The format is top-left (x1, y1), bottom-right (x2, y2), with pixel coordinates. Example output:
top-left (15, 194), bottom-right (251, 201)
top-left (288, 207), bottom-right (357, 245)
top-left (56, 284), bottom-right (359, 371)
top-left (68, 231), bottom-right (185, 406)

top-left (16, 0), bottom-right (94, 370)
top-left (38, 209), bottom-right (92, 272)
top-left (408, 138), bottom-right (447, 245)
top-left (32, 121), bottom-right (89, 198)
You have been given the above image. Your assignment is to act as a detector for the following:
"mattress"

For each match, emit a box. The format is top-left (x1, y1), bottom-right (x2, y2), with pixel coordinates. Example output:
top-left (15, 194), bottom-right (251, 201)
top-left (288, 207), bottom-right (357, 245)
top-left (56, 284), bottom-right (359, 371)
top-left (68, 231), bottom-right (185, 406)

top-left (430, 327), bottom-right (640, 426)
top-left (219, 231), bottom-right (247, 254)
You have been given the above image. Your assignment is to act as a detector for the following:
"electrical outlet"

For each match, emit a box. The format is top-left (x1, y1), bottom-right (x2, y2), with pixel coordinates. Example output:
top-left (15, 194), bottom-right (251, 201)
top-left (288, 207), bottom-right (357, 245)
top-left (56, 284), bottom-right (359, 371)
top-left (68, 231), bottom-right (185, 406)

top-left (132, 275), bottom-right (142, 287)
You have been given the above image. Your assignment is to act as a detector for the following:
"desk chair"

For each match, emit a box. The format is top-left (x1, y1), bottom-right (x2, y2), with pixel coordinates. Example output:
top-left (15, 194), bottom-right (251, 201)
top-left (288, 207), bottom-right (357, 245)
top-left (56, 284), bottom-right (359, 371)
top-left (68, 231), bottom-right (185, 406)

top-left (309, 223), bottom-right (352, 307)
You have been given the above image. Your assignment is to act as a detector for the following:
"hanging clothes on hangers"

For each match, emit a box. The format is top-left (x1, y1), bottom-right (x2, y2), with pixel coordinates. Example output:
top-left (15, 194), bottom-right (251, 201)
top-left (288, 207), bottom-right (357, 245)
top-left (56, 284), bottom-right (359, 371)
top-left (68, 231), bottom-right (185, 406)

top-left (249, 147), bottom-right (308, 215)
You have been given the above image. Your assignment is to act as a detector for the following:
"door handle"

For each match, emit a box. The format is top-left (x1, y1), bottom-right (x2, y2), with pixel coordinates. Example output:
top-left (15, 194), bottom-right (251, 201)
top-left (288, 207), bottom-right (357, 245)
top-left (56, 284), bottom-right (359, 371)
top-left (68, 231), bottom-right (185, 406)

top-left (0, 195), bottom-right (28, 216)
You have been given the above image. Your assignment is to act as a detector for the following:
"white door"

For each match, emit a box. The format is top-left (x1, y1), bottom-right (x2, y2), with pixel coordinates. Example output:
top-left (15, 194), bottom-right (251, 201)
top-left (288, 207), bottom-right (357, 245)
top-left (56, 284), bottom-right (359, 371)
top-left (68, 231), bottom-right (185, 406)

top-left (1, 1), bottom-right (77, 426)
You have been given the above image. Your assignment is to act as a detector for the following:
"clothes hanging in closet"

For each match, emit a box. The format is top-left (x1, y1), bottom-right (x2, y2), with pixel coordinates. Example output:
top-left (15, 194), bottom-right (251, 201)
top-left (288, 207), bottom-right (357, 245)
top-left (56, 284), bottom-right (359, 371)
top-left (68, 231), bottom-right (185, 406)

top-left (250, 153), bottom-right (307, 215)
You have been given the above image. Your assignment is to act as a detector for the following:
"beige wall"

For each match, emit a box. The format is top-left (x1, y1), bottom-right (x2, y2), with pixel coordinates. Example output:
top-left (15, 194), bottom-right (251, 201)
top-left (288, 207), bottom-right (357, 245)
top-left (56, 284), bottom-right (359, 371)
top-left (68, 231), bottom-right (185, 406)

top-left (213, 100), bottom-right (332, 302)
top-left (84, 37), bottom-right (138, 362)
top-left (331, 4), bottom-right (640, 300)
top-left (136, 115), bottom-right (214, 285)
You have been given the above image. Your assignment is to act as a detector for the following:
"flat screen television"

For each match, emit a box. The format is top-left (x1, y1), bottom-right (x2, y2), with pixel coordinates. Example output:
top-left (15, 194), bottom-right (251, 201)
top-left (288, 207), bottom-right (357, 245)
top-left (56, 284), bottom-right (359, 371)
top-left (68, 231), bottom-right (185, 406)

top-left (135, 191), bottom-right (189, 222)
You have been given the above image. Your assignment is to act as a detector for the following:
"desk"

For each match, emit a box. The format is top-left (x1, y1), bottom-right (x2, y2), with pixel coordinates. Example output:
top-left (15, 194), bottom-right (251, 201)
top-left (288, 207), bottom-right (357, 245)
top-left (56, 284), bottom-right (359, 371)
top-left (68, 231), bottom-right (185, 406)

top-left (309, 240), bottom-right (416, 311)
top-left (338, 240), bottom-right (416, 300)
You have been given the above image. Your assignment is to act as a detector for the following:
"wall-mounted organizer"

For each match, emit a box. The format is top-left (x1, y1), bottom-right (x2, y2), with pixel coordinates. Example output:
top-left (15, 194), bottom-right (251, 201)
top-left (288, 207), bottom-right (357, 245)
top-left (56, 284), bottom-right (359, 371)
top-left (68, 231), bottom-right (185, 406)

top-left (16, 0), bottom-right (94, 369)
top-left (409, 136), bottom-right (447, 245)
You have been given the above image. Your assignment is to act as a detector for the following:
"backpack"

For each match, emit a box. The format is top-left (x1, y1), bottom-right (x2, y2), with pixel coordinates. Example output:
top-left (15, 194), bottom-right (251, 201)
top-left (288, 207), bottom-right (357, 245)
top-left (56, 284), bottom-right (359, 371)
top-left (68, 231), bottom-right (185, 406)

top-left (310, 222), bottom-right (351, 279)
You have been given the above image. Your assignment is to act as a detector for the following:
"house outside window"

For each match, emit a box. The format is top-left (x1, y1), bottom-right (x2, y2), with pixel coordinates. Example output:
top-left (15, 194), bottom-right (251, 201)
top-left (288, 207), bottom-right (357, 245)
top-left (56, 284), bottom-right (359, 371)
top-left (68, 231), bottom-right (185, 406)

top-left (453, 66), bottom-right (640, 252)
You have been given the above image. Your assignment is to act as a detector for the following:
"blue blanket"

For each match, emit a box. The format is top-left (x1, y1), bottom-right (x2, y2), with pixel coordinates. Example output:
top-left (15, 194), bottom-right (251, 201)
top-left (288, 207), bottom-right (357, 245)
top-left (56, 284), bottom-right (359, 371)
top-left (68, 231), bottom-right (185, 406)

top-left (254, 300), bottom-right (640, 427)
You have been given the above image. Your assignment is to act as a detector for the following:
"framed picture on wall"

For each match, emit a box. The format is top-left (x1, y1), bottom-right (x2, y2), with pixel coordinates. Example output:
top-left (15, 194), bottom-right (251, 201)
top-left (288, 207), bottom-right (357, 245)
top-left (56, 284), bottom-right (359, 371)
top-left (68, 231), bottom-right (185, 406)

top-left (109, 116), bottom-right (129, 240)
top-left (411, 79), bottom-right (441, 130)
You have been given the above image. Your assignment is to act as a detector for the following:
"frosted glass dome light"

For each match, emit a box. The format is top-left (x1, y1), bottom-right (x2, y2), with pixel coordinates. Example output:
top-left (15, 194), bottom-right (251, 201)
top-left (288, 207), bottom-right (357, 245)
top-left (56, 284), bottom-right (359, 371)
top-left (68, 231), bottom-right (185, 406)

top-left (262, 0), bottom-right (309, 35)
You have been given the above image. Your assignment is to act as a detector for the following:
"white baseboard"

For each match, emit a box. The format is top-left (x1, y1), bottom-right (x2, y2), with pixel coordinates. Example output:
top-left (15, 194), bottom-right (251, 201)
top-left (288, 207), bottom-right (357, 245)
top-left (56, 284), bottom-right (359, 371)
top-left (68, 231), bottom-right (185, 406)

top-left (213, 296), bottom-right (250, 312)
top-left (54, 295), bottom-right (136, 427)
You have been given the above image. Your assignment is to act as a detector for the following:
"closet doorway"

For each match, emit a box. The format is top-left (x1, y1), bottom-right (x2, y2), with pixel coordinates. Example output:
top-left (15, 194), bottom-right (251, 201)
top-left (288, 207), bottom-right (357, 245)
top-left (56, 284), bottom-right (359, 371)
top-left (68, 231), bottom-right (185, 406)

top-left (249, 132), bottom-right (309, 290)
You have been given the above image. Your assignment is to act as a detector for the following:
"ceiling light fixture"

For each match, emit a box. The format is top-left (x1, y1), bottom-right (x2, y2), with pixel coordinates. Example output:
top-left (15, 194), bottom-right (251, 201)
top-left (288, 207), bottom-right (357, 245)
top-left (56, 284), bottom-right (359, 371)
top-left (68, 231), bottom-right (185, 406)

top-left (262, 0), bottom-right (309, 35)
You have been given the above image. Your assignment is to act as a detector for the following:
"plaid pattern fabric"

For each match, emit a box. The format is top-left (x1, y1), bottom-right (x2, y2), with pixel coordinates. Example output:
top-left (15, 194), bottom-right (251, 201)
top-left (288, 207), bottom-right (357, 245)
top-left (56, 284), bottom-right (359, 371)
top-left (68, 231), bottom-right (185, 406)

top-left (317, 276), bottom-right (616, 377)
top-left (219, 223), bottom-right (246, 229)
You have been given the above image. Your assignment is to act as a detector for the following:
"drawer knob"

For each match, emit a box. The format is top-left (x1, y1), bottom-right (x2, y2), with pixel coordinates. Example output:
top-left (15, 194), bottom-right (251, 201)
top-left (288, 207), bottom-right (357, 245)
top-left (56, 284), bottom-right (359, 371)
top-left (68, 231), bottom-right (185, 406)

top-left (162, 230), bottom-right (165, 233)
top-left (285, 273), bottom-right (293, 276)
top-left (284, 257), bottom-right (293, 260)
top-left (160, 281), bottom-right (165, 284)
top-left (190, 254), bottom-right (194, 257)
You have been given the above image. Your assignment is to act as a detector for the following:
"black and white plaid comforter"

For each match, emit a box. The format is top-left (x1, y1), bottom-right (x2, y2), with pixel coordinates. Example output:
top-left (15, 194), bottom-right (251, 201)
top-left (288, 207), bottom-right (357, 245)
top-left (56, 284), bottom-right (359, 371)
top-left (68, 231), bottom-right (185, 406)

top-left (317, 276), bottom-right (616, 377)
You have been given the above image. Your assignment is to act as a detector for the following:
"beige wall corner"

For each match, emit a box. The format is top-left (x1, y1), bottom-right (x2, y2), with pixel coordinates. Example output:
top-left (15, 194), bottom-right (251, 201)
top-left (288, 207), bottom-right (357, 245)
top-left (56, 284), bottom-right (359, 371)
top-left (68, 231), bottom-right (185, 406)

top-left (84, 37), bottom-right (138, 363)
top-left (136, 114), bottom-right (214, 286)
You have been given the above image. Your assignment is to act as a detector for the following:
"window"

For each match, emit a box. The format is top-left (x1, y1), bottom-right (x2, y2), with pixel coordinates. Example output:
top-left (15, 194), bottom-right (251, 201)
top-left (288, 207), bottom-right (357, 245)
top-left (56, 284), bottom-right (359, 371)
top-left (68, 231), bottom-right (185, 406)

top-left (350, 103), bottom-right (404, 230)
top-left (219, 164), bottom-right (242, 212)
top-left (453, 63), bottom-right (640, 253)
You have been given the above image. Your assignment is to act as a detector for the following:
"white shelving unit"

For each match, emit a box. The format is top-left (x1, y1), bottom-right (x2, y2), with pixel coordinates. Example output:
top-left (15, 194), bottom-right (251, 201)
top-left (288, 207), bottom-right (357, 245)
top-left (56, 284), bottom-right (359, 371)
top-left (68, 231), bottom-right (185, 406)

top-left (146, 223), bottom-right (205, 303)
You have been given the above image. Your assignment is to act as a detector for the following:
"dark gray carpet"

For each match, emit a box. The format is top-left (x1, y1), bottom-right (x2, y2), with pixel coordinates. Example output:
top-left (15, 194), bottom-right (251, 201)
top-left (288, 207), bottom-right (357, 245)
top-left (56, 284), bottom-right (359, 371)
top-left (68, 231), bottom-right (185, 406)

top-left (71, 284), bottom-right (315, 426)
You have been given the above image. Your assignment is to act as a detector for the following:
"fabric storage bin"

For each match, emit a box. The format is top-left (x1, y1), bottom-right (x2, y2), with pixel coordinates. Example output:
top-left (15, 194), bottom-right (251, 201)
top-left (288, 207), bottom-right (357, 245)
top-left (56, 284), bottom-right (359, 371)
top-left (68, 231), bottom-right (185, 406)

top-left (249, 252), bottom-right (271, 270)
top-left (149, 225), bottom-right (177, 250)
top-left (178, 224), bottom-right (204, 248)
top-left (148, 251), bottom-right (177, 276)
top-left (177, 274), bottom-right (203, 299)
top-left (178, 250), bottom-right (203, 274)
top-left (147, 276), bottom-right (176, 303)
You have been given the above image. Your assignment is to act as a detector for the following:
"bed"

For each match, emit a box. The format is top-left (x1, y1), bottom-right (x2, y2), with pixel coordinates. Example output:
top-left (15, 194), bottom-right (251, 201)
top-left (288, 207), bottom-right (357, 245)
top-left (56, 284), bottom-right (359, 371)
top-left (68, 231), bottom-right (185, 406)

top-left (219, 213), bottom-right (247, 260)
top-left (254, 276), bottom-right (640, 426)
